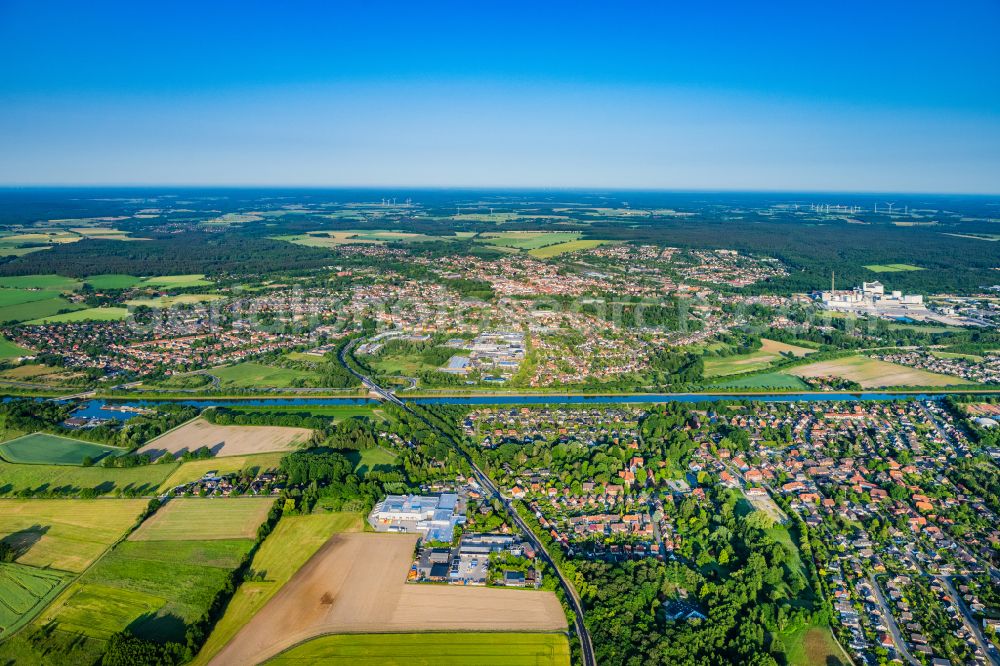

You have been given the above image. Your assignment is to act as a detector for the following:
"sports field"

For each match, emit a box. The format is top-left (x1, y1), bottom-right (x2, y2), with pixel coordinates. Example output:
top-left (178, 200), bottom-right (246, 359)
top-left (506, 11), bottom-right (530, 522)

top-left (137, 417), bottom-right (312, 459)
top-left (863, 263), bottom-right (924, 273)
top-left (24, 306), bottom-right (129, 324)
top-left (0, 562), bottom-right (72, 639)
top-left (0, 335), bottom-right (32, 359)
top-left (212, 361), bottom-right (320, 388)
top-left (0, 499), bottom-right (147, 572)
top-left (208, 532), bottom-right (566, 665)
top-left (0, 432), bottom-right (123, 465)
top-left (528, 239), bottom-right (611, 258)
top-left (82, 274), bottom-right (143, 289)
top-left (157, 452), bottom-right (287, 492)
top-left (129, 498), bottom-right (274, 541)
top-left (192, 512), bottom-right (364, 665)
top-left (787, 354), bottom-right (966, 388)
top-left (267, 633), bottom-right (571, 666)
top-left (704, 339), bottom-right (816, 378)
top-left (0, 457), bottom-right (175, 497)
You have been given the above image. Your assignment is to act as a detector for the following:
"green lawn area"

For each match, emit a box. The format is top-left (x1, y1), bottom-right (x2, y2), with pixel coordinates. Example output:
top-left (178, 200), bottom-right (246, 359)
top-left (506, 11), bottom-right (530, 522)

top-left (191, 512), bottom-right (364, 665)
top-left (82, 274), bottom-right (142, 289)
top-left (0, 432), bottom-right (124, 466)
top-left (266, 633), bottom-right (571, 665)
top-left (0, 499), bottom-right (148, 573)
top-left (0, 458), bottom-right (177, 498)
top-left (0, 275), bottom-right (81, 291)
top-left (213, 362), bottom-right (320, 388)
top-left (713, 372), bottom-right (810, 390)
top-left (157, 453), bottom-right (287, 493)
top-left (777, 623), bottom-right (849, 666)
top-left (141, 274), bottom-right (213, 288)
top-left (528, 239), bottom-right (611, 258)
top-left (0, 335), bottom-right (33, 359)
top-left (863, 263), bottom-right (924, 272)
top-left (24, 306), bottom-right (129, 324)
top-left (930, 350), bottom-right (985, 362)
top-left (129, 498), bottom-right (274, 542)
top-left (0, 562), bottom-right (72, 640)
top-left (0, 296), bottom-right (84, 324)
top-left (346, 446), bottom-right (399, 474)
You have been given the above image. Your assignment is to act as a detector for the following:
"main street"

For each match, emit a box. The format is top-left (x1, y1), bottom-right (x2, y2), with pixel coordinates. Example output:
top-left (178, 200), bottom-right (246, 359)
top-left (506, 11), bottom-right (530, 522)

top-left (338, 341), bottom-right (597, 666)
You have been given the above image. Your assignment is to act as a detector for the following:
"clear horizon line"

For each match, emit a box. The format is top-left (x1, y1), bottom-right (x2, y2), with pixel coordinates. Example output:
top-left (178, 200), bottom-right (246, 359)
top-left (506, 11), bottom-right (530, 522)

top-left (0, 183), bottom-right (997, 197)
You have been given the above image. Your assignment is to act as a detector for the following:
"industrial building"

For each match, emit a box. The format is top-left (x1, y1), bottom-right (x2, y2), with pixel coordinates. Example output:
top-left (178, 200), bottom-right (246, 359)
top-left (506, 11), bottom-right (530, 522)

top-left (367, 493), bottom-right (466, 542)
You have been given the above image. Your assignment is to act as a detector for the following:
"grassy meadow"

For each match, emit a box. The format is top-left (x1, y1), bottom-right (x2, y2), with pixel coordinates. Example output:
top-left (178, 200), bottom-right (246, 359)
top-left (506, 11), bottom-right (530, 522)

top-left (0, 432), bottom-right (124, 466)
top-left (0, 563), bottom-right (72, 640)
top-left (129, 498), bottom-right (274, 541)
top-left (0, 458), bottom-right (177, 497)
top-left (266, 633), bottom-right (571, 666)
top-left (213, 361), bottom-right (320, 388)
top-left (0, 499), bottom-right (147, 572)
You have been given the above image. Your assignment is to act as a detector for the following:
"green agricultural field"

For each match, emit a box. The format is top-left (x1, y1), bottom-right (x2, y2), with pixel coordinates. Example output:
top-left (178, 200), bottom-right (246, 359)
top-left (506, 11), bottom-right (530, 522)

top-left (0, 499), bottom-right (147, 573)
top-left (129, 498), bottom-right (274, 541)
top-left (213, 361), bottom-right (320, 388)
top-left (0, 432), bottom-right (124, 466)
top-left (713, 372), bottom-right (810, 390)
top-left (0, 288), bottom-right (62, 307)
top-left (0, 458), bottom-right (177, 498)
top-left (528, 239), bottom-right (611, 258)
top-left (141, 274), bottom-right (213, 288)
top-left (478, 231), bottom-right (582, 250)
top-left (346, 446), bottom-right (399, 474)
top-left (0, 562), bottom-right (72, 639)
top-left (28, 537), bottom-right (254, 657)
top-left (704, 339), bottom-right (815, 378)
top-left (863, 263), bottom-right (924, 272)
top-left (157, 452), bottom-right (287, 492)
top-left (0, 274), bottom-right (81, 291)
top-left (81, 274), bottom-right (142, 289)
top-left (276, 230), bottom-right (436, 248)
top-left (266, 633), bottom-right (571, 666)
top-left (0, 335), bottom-right (32, 359)
top-left (787, 354), bottom-right (966, 388)
top-left (126, 293), bottom-right (223, 308)
top-left (778, 623), bottom-right (850, 666)
top-left (0, 297), bottom-right (84, 324)
top-left (24, 306), bottom-right (129, 324)
top-left (192, 512), bottom-right (363, 665)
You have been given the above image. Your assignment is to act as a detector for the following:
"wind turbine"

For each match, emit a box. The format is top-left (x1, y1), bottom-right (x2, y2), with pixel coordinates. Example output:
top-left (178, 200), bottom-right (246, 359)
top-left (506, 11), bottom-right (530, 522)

top-left (885, 202), bottom-right (895, 216)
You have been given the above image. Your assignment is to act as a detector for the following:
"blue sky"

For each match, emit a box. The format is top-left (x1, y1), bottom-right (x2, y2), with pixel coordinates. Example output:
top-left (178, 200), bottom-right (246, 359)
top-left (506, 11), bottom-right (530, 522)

top-left (1, 0), bottom-right (998, 192)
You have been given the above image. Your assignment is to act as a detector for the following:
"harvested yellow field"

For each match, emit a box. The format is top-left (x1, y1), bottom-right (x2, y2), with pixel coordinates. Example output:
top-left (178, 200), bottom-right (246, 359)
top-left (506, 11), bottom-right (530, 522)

top-left (787, 355), bottom-right (965, 388)
top-left (0, 499), bottom-right (146, 572)
top-left (129, 498), bottom-right (274, 541)
top-left (208, 533), bottom-right (566, 666)
top-left (137, 418), bottom-right (312, 460)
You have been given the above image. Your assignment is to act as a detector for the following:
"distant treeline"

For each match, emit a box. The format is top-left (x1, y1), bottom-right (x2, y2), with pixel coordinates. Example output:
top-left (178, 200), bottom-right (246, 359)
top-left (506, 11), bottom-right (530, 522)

top-left (0, 234), bottom-right (335, 278)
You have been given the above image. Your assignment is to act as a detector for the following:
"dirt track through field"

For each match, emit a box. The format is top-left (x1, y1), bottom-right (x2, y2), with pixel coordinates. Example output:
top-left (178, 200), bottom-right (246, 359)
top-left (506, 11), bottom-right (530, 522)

top-left (137, 418), bottom-right (312, 459)
top-left (208, 533), bottom-right (566, 666)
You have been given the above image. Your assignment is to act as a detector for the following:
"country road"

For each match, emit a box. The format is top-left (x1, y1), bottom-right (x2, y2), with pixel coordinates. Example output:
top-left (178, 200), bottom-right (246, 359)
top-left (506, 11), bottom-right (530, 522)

top-left (338, 339), bottom-right (598, 666)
